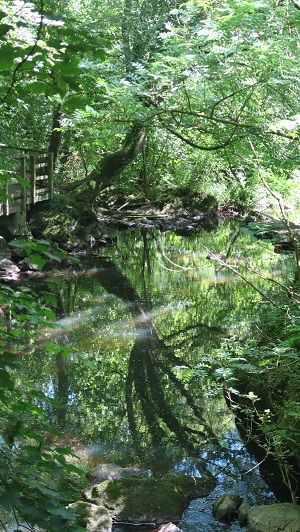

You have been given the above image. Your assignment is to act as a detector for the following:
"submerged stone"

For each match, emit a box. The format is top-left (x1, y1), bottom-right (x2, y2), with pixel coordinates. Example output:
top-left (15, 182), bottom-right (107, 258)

top-left (237, 501), bottom-right (251, 523)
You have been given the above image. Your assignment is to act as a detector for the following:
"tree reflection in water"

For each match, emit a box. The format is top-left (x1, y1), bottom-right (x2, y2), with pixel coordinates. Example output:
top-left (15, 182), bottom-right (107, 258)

top-left (21, 222), bottom-right (288, 474)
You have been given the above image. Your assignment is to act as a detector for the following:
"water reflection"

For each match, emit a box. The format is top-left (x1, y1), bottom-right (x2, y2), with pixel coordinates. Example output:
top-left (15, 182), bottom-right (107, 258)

top-left (19, 220), bottom-right (294, 529)
top-left (180, 428), bottom-right (276, 532)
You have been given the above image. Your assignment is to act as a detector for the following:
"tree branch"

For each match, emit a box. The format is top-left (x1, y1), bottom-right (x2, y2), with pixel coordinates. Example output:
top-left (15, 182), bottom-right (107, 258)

top-left (0, 0), bottom-right (45, 105)
top-left (148, 108), bottom-right (300, 143)
top-left (162, 123), bottom-right (237, 151)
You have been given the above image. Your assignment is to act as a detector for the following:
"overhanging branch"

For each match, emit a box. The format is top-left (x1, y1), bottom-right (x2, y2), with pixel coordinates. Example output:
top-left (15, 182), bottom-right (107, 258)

top-left (148, 108), bottom-right (300, 143)
top-left (163, 124), bottom-right (236, 150)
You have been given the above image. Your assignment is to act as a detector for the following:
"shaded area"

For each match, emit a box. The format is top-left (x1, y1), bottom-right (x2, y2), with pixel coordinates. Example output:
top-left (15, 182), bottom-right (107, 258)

top-left (82, 256), bottom-right (215, 459)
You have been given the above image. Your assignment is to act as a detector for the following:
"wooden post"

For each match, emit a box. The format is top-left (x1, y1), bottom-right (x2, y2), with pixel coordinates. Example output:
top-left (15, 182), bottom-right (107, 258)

top-left (48, 152), bottom-right (54, 199)
top-left (4, 180), bottom-right (9, 216)
top-left (30, 155), bottom-right (36, 204)
top-left (20, 155), bottom-right (27, 215)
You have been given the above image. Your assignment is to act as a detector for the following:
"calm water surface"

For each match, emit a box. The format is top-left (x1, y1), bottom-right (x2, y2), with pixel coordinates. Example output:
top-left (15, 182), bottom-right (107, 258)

top-left (21, 219), bottom-right (295, 531)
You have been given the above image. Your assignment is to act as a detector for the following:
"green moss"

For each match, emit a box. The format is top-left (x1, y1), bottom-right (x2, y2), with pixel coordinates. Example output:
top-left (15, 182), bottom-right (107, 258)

top-left (30, 211), bottom-right (77, 242)
top-left (163, 472), bottom-right (216, 499)
top-left (69, 500), bottom-right (112, 529)
top-left (87, 477), bottom-right (187, 521)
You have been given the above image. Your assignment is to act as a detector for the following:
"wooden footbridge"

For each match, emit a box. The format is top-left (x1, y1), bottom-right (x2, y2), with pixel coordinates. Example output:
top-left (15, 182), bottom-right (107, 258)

top-left (0, 153), bottom-right (54, 216)
top-left (0, 152), bottom-right (54, 235)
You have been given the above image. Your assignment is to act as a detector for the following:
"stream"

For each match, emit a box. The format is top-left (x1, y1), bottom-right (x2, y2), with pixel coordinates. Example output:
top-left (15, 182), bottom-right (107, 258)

top-left (17, 218), bottom-right (296, 530)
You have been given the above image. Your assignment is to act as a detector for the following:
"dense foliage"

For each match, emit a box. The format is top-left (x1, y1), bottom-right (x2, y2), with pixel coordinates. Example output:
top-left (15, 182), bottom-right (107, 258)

top-left (1, 0), bottom-right (300, 207)
top-left (0, 285), bottom-right (84, 530)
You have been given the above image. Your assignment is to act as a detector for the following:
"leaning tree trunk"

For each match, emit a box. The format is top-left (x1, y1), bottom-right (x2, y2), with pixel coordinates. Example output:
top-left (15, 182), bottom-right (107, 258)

top-left (66, 123), bottom-right (146, 204)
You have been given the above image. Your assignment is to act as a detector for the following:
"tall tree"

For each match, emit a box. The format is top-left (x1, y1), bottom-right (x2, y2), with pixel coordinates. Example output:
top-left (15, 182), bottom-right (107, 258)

top-left (63, 0), bottom-right (300, 203)
top-left (2, 0), bottom-right (300, 205)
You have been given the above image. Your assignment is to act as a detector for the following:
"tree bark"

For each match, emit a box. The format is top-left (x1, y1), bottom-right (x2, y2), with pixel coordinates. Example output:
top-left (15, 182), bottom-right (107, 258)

top-left (66, 123), bottom-right (146, 204)
top-left (49, 105), bottom-right (63, 168)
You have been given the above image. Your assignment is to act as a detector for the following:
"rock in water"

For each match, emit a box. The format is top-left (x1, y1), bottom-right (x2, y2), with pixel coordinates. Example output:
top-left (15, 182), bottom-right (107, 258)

top-left (237, 501), bottom-right (251, 523)
top-left (85, 477), bottom-right (187, 525)
top-left (247, 503), bottom-right (300, 532)
top-left (0, 258), bottom-right (20, 280)
top-left (68, 501), bottom-right (112, 532)
top-left (157, 523), bottom-right (183, 532)
top-left (212, 494), bottom-right (243, 519)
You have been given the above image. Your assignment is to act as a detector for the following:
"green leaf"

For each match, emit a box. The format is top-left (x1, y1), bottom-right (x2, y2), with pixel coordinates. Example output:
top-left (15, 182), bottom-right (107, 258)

top-left (56, 59), bottom-right (80, 74)
top-left (44, 251), bottom-right (61, 262)
top-left (0, 490), bottom-right (20, 509)
top-left (29, 254), bottom-right (47, 269)
top-left (16, 176), bottom-right (30, 188)
top-left (0, 44), bottom-right (17, 68)
top-left (64, 95), bottom-right (87, 112)
top-left (0, 369), bottom-right (14, 390)
top-left (84, 359), bottom-right (98, 370)
top-left (0, 23), bottom-right (12, 36)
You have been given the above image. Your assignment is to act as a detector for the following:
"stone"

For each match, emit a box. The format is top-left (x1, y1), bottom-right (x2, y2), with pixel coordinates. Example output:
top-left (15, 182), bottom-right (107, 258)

top-left (85, 477), bottom-right (188, 525)
top-left (237, 501), bottom-right (251, 523)
top-left (0, 236), bottom-right (11, 260)
top-left (247, 503), bottom-right (300, 532)
top-left (212, 494), bottom-right (243, 519)
top-left (68, 500), bottom-right (112, 532)
top-left (18, 257), bottom-right (40, 271)
top-left (0, 258), bottom-right (20, 280)
top-left (157, 523), bottom-right (183, 532)
top-left (163, 472), bottom-right (216, 500)
top-left (86, 463), bottom-right (145, 484)
top-left (30, 211), bottom-right (79, 243)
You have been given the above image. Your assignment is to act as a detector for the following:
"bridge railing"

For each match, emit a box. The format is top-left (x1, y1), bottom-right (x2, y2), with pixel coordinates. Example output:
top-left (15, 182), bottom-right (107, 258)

top-left (0, 152), bottom-right (54, 217)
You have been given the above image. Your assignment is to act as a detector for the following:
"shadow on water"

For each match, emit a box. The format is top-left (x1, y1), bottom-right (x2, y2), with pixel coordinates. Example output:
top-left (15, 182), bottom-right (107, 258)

top-left (17, 220), bottom-right (299, 531)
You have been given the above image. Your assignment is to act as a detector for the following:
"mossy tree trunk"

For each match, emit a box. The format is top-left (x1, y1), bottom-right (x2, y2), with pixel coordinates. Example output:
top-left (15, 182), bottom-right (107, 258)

top-left (66, 123), bottom-right (146, 204)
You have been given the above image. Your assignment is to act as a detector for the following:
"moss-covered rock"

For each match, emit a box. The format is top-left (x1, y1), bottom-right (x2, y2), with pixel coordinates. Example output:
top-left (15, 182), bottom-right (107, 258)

top-left (69, 500), bottom-right (112, 531)
top-left (163, 472), bottom-right (216, 500)
top-left (30, 211), bottom-right (78, 243)
top-left (85, 477), bottom-right (187, 524)
top-left (247, 503), bottom-right (300, 532)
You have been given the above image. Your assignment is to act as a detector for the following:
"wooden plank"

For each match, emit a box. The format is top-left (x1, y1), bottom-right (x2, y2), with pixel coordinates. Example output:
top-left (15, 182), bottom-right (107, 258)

top-left (30, 155), bottom-right (36, 204)
top-left (35, 167), bottom-right (48, 177)
top-left (20, 155), bottom-right (27, 215)
top-left (36, 155), bottom-right (49, 164)
top-left (48, 152), bottom-right (54, 199)
top-left (0, 151), bottom-right (54, 219)
top-left (4, 181), bottom-right (9, 216)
